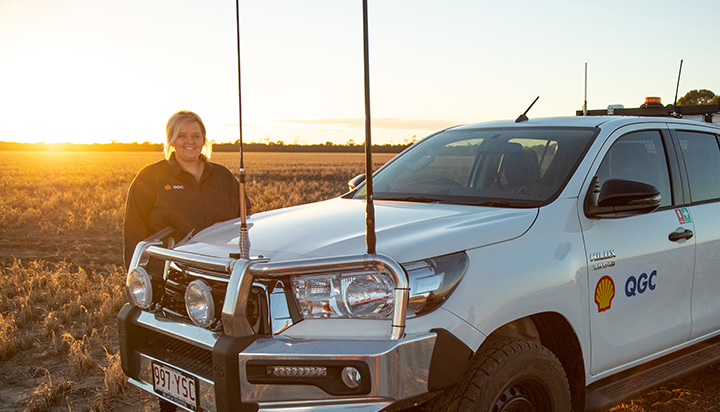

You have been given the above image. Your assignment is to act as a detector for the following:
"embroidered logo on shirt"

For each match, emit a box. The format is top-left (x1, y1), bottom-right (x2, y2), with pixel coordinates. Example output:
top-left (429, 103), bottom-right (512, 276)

top-left (164, 184), bottom-right (184, 190)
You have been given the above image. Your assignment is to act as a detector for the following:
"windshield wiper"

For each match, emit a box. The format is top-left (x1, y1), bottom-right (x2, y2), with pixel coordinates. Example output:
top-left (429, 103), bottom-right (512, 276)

top-left (381, 196), bottom-right (444, 203)
top-left (474, 200), bottom-right (540, 207)
top-left (374, 195), bottom-right (540, 207)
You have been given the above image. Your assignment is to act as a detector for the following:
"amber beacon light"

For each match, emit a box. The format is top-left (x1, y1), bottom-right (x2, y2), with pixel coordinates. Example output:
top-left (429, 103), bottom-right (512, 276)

top-left (641, 96), bottom-right (663, 108)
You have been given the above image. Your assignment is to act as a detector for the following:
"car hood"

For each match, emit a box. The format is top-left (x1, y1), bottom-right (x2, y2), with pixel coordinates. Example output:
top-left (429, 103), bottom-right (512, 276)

top-left (177, 198), bottom-right (537, 263)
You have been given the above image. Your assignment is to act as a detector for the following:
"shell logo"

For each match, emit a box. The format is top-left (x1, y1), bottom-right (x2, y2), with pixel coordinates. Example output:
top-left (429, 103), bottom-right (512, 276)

top-left (594, 275), bottom-right (615, 313)
top-left (164, 184), bottom-right (172, 190)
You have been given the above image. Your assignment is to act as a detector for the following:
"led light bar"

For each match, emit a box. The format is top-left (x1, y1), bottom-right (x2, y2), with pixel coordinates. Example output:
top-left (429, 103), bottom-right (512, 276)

top-left (266, 366), bottom-right (327, 378)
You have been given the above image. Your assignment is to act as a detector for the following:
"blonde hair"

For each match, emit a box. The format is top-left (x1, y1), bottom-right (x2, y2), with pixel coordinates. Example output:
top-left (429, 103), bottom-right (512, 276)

top-left (164, 110), bottom-right (212, 160)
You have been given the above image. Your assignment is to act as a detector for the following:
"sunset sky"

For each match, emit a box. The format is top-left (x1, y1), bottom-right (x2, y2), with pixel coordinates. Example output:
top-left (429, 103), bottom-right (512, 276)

top-left (1, 0), bottom-right (718, 146)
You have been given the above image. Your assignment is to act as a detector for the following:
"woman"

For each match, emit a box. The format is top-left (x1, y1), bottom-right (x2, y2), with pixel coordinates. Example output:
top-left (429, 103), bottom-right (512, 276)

top-left (123, 110), bottom-right (246, 269)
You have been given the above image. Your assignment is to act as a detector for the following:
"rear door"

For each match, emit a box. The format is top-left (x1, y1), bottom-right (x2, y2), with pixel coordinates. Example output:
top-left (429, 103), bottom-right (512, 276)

top-left (579, 123), bottom-right (695, 374)
top-left (671, 126), bottom-right (720, 340)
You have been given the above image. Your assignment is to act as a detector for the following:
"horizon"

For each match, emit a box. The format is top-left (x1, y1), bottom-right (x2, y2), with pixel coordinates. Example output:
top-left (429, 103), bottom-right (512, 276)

top-left (0, 139), bottom-right (413, 146)
top-left (0, 139), bottom-right (414, 151)
top-left (1, 1), bottom-right (718, 146)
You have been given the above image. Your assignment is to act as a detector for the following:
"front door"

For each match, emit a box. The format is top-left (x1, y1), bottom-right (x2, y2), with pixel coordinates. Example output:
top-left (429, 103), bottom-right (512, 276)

top-left (579, 125), bottom-right (695, 374)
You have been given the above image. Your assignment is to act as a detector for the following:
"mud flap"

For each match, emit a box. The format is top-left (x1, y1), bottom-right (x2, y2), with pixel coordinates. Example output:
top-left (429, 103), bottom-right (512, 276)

top-left (428, 328), bottom-right (473, 392)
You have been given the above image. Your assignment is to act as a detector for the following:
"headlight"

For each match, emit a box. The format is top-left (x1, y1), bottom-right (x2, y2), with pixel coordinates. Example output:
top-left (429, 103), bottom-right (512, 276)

top-left (292, 270), bottom-right (394, 319)
top-left (404, 251), bottom-right (468, 317)
top-left (185, 280), bottom-right (215, 328)
top-left (127, 267), bottom-right (153, 309)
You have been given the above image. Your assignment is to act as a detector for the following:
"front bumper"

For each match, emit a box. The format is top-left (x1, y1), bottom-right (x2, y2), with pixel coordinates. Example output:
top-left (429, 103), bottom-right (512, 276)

top-left (119, 305), bottom-right (441, 412)
top-left (121, 239), bottom-right (475, 411)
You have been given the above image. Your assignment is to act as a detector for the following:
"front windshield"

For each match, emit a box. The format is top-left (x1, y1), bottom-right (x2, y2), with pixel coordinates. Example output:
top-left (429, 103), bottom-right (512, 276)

top-left (353, 126), bottom-right (597, 207)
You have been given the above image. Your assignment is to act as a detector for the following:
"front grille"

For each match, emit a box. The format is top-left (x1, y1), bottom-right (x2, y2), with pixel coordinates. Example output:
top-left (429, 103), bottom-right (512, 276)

top-left (143, 329), bottom-right (214, 380)
top-left (151, 263), bottom-right (277, 335)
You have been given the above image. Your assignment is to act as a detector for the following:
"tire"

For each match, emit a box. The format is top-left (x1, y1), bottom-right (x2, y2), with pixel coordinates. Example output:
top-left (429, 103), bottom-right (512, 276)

top-left (427, 336), bottom-right (571, 412)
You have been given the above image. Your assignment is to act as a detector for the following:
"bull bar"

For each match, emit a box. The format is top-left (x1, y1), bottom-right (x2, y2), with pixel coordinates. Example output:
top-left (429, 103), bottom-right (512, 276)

top-left (119, 239), bottom-right (444, 412)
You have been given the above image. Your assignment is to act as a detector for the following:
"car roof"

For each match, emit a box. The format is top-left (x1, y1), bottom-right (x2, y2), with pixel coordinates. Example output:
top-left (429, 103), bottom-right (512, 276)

top-left (450, 116), bottom-right (720, 131)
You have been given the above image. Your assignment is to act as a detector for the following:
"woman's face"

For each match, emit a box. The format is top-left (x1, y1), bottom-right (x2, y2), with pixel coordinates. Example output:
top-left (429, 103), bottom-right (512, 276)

top-left (172, 121), bottom-right (204, 163)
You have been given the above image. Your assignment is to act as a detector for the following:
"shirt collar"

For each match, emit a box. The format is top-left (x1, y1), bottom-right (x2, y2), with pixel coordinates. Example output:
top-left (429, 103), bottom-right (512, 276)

top-left (168, 152), bottom-right (214, 179)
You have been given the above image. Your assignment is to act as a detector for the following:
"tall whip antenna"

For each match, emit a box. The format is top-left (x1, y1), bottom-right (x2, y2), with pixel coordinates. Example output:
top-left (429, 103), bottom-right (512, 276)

top-left (583, 62), bottom-right (588, 116)
top-left (235, 0), bottom-right (250, 259)
top-left (673, 59), bottom-right (683, 116)
top-left (362, 0), bottom-right (376, 255)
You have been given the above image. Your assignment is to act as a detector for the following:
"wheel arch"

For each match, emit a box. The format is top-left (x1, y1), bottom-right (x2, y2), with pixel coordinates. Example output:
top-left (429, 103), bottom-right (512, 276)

top-left (487, 312), bottom-right (586, 412)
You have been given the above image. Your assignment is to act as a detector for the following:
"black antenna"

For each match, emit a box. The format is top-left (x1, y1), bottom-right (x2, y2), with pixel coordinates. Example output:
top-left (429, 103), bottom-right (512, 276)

top-left (583, 63), bottom-right (588, 116)
top-left (673, 59), bottom-right (683, 115)
top-left (362, 0), bottom-right (376, 255)
top-left (515, 96), bottom-right (539, 123)
top-left (235, 0), bottom-right (250, 259)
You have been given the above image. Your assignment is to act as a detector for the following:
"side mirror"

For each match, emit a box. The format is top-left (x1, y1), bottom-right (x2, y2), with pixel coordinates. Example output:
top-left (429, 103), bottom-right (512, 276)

top-left (348, 174), bottom-right (366, 191)
top-left (585, 178), bottom-right (661, 219)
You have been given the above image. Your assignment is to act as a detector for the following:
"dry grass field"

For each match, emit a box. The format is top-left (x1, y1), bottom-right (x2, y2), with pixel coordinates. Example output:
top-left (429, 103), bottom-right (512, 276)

top-left (1, 151), bottom-right (719, 412)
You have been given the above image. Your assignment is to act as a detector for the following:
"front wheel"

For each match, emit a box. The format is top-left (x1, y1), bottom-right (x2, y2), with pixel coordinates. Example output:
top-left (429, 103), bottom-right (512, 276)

top-left (428, 337), bottom-right (571, 412)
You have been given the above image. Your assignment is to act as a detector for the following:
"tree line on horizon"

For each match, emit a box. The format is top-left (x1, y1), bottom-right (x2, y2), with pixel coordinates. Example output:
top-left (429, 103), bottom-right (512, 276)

top-left (0, 140), bottom-right (413, 153)
top-left (4, 90), bottom-right (715, 153)
top-left (213, 140), bottom-right (412, 153)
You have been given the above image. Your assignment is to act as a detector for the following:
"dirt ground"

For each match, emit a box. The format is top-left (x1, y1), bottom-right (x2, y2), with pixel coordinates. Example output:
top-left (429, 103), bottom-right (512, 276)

top-left (0, 325), bottom-right (159, 412)
top-left (0, 228), bottom-right (151, 412)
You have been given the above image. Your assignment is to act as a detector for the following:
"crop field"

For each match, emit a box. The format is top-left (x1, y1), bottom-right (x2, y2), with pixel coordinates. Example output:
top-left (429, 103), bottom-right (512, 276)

top-left (1, 151), bottom-right (719, 411)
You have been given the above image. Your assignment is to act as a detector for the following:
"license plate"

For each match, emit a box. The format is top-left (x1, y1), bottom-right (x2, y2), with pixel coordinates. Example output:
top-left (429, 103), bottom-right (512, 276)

top-left (152, 361), bottom-right (198, 411)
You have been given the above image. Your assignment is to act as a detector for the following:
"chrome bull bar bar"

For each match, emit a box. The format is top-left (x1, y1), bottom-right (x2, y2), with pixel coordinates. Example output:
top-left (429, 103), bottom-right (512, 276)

top-left (133, 242), bottom-right (409, 341)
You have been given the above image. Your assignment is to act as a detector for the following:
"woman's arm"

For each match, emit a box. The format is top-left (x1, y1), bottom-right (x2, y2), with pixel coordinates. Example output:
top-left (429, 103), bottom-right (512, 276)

top-left (123, 171), bottom-right (156, 269)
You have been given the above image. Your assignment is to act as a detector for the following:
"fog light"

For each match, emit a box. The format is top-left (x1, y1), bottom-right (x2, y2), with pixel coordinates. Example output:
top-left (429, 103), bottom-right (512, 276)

top-left (127, 267), bottom-right (152, 309)
top-left (266, 366), bottom-right (327, 378)
top-left (185, 280), bottom-right (215, 328)
top-left (341, 367), bottom-right (361, 388)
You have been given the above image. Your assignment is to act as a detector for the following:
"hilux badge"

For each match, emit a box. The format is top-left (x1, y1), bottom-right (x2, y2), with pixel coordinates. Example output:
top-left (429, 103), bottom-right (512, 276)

top-left (590, 250), bottom-right (616, 262)
top-left (590, 250), bottom-right (616, 270)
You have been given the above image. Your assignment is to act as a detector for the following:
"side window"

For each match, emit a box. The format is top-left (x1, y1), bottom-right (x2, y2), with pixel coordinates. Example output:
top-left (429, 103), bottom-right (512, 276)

top-left (676, 131), bottom-right (720, 203)
top-left (596, 130), bottom-right (672, 207)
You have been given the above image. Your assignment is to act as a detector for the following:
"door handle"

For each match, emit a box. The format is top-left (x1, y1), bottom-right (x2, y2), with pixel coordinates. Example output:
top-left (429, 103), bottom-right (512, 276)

top-left (668, 229), bottom-right (694, 242)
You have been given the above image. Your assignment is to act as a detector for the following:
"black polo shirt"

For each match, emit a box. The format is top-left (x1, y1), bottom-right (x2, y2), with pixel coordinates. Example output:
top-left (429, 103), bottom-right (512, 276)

top-left (123, 153), bottom-right (242, 268)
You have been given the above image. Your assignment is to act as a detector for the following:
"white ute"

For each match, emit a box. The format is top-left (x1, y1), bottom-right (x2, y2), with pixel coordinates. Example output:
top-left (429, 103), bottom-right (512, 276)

top-left (120, 110), bottom-right (720, 412)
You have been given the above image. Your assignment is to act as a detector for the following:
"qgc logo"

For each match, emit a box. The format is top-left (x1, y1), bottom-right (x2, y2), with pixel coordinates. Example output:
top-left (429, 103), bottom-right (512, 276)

top-left (624, 270), bottom-right (657, 297)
